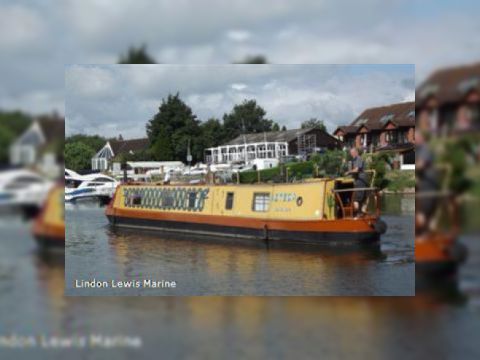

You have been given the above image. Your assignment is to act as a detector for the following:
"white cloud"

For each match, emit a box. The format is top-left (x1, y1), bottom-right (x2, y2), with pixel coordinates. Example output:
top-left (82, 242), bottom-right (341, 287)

top-left (0, 4), bottom-right (48, 51)
top-left (231, 83), bottom-right (247, 91)
top-left (226, 30), bottom-right (251, 42)
top-left (1, 0), bottom-right (480, 117)
top-left (66, 66), bottom-right (118, 99)
top-left (65, 64), bottom-right (414, 137)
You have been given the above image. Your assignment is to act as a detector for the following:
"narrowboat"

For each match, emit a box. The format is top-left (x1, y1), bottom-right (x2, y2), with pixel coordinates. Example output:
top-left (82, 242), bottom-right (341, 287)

top-left (416, 233), bottom-right (467, 276)
top-left (105, 177), bottom-right (387, 244)
top-left (415, 193), bottom-right (467, 276)
top-left (32, 184), bottom-right (65, 248)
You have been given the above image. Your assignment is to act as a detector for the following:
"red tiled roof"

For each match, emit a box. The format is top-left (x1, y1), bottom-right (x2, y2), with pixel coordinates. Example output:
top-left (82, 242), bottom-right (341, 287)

top-left (348, 102), bottom-right (415, 131)
top-left (37, 117), bottom-right (64, 142)
top-left (416, 62), bottom-right (480, 107)
top-left (110, 138), bottom-right (149, 156)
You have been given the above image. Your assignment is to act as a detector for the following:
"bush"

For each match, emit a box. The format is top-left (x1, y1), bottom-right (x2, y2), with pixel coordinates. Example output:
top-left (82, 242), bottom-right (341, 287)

top-left (310, 150), bottom-right (347, 177)
top-left (367, 151), bottom-right (394, 189)
top-left (239, 161), bottom-right (315, 184)
top-left (385, 170), bottom-right (415, 192)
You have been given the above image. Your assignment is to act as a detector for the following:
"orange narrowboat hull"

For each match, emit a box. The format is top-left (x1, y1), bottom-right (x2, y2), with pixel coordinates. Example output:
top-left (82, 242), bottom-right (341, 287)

top-left (106, 206), bottom-right (385, 244)
top-left (32, 221), bottom-right (65, 248)
top-left (415, 232), bottom-right (467, 276)
top-left (32, 184), bottom-right (65, 249)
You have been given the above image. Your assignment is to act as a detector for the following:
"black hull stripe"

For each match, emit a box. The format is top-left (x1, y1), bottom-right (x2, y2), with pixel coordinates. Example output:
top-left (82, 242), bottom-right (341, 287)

top-left (107, 215), bottom-right (380, 244)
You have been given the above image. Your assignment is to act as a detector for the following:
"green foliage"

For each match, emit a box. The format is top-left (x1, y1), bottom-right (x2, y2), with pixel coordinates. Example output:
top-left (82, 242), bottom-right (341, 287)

top-left (0, 110), bottom-right (31, 135)
top-left (66, 134), bottom-right (106, 152)
top-left (367, 151), bottom-right (394, 189)
top-left (385, 170), bottom-right (415, 192)
top-left (301, 118), bottom-right (327, 132)
top-left (222, 99), bottom-right (276, 141)
top-left (199, 118), bottom-right (225, 150)
top-left (0, 110), bottom-right (32, 164)
top-left (150, 129), bottom-right (174, 161)
top-left (65, 142), bottom-right (95, 171)
top-left (310, 150), bottom-right (347, 177)
top-left (64, 134), bottom-right (107, 171)
top-left (118, 45), bottom-right (156, 64)
top-left (0, 129), bottom-right (13, 164)
top-left (239, 161), bottom-right (316, 184)
top-left (147, 93), bottom-right (202, 162)
top-left (440, 139), bottom-right (472, 193)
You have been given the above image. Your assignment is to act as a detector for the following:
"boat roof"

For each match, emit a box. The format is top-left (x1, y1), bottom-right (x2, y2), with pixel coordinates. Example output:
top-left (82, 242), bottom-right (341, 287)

top-left (66, 173), bottom-right (117, 182)
top-left (127, 161), bottom-right (184, 168)
top-left (0, 169), bottom-right (46, 184)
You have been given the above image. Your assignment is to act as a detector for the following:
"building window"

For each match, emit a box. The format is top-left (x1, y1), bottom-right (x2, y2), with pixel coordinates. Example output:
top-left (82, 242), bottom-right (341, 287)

top-left (252, 192), bottom-right (270, 212)
top-left (225, 192), bottom-right (234, 210)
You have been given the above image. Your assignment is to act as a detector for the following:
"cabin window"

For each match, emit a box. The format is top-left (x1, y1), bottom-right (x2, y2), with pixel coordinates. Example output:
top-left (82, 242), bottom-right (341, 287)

top-left (163, 192), bottom-right (174, 208)
top-left (188, 192), bottom-right (197, 209)
top-left (252, 192), bottom-right (270, 212)
top-left (132, 193), bottom-right (142, 206)
top-left (225, 192), bottom-right (234, 210)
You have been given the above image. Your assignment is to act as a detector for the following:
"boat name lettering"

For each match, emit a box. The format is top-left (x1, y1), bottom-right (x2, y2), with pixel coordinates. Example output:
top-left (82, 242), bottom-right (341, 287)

top-left (272, 192), bottom-right (297, 202)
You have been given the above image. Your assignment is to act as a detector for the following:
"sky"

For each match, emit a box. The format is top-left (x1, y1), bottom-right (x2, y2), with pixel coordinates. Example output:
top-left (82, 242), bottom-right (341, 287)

top-left (66, 64), bottom-right (414, 138)
top-left (1, 0), bottom-right (480, 117)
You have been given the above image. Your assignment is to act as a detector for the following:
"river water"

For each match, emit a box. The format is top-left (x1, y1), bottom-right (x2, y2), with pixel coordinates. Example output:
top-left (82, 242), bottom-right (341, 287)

top-left (65, 194), bottom-right (415, 296)
top-left (0, 197), bottom-right (479, 358)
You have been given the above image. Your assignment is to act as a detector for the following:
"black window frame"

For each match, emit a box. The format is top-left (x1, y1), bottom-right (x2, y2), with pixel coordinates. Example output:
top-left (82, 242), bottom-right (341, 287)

top-left (225, 192), bottom-right (234, 210)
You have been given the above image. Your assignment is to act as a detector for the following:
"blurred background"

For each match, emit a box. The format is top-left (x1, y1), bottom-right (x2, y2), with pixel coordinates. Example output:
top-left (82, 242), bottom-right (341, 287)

top-left (1, 0), bottom-right (479, 358)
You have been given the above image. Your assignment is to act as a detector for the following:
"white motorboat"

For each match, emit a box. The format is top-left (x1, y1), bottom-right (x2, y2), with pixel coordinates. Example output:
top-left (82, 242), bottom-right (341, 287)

top-left (65, 173), bottom-right (118, 203)
top-left (0, 169), bottom-right (54, 217)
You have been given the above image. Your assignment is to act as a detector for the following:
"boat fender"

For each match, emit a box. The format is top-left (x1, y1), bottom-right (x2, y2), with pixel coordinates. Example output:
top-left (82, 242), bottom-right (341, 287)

top-left (449, 242), bottom-right (468, 264)
top-left (373, 219), bottom-right (387, 234)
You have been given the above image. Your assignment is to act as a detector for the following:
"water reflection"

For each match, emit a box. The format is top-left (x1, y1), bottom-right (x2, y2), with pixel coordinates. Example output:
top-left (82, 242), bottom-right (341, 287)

top-left (1, 225), bottom-right (479, 359)
top-left (65, 194), bottom-right (414, 296)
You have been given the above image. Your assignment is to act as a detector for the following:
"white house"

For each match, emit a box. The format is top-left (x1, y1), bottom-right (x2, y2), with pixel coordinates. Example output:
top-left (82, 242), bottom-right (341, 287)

top-left (9, 117), bottom-right (64, 177)
top-left (92, 138), bottom-right (149, 171)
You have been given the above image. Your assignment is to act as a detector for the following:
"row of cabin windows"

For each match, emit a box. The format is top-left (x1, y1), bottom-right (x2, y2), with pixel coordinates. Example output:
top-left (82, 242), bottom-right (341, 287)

top-left (130, 191), bottom-right (198, 209)
top-left (224, 192), bottom-right (270, 212)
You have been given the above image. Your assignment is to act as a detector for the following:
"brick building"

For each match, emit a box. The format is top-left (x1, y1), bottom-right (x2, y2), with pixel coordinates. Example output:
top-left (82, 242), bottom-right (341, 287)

top-left (333, 101), bottom-right (415, 169)
top-left (416, 62), bottom-right (480, 134)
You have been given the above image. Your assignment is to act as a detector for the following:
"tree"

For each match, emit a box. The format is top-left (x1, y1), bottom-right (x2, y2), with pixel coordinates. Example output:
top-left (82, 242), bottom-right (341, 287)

top-left (0, 127), bottom-right (14, 165)
top-left (65, 134), bottom-right (106, 153)
top-left (281, 125), bottom-right (287, 131)
top-left (118, 45), bottom-right (156, 64)
top-left (301, 118), bottom-right (327, 132)
top-left (65, 142), bottom-right (95, 171)
top-left (146, 93), bottom-right (202, 161)
top-left (222, 100), bottom-right (275, 141)
top-left (272, 123), bottom-right (280, 131)
top-left (0, 110), bottom-right (32, 165)
top-left (200, 118), bottom-right (224, 149)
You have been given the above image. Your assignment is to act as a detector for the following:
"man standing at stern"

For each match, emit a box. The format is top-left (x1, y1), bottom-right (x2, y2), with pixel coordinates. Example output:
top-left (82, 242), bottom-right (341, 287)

top-left (346, 147), bottom-right (369, 217)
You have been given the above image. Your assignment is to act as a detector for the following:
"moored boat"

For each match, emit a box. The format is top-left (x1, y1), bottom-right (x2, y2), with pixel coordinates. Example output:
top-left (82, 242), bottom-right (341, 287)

top-left (65, 173), bottom-right (118, 204)
top-left (32, 184), bottom-right (65, 248)
top-left (415, 232), bottom-right (467, 276)
top-left (105, 177), bottom-right (387, 244)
